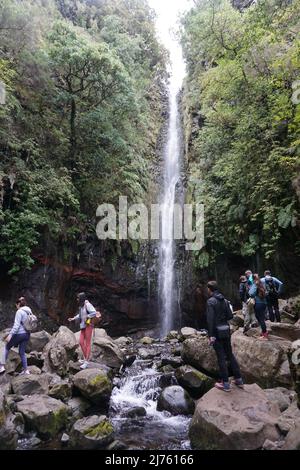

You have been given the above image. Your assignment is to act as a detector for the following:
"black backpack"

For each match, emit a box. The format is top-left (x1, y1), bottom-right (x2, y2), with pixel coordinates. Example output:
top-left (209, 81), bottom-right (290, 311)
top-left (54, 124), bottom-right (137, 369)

top-left (265, 278), bottom-right (278, 298)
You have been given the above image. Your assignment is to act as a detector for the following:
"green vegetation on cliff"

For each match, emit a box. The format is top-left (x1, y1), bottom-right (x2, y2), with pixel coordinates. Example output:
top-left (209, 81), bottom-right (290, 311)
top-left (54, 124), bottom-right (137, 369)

top-left (0, 0), bottom-right (166, 274)
top-left (181, 0), bottom-right (300, 269)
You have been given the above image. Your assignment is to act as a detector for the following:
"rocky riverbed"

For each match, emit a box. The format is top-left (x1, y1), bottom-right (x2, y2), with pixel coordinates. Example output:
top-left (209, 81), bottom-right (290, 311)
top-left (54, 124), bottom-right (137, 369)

top-left (1, 299), bottom-right (300, 450)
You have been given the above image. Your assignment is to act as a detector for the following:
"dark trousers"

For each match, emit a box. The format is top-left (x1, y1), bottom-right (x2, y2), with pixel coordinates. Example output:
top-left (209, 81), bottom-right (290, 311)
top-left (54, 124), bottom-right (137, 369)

top-left (5, 333), bottom-right (30, 370)
top-left (213, 337), bottom-right (242, 383)
top-left (254, 303), bottom-right (267, 334)
top-left (267, 296), bottom-right (280, 323)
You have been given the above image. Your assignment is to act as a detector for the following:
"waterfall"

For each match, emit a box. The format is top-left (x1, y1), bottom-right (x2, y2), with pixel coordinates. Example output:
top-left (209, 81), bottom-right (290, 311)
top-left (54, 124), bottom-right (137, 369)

top-left (155, 9), bottom-right (187, 337)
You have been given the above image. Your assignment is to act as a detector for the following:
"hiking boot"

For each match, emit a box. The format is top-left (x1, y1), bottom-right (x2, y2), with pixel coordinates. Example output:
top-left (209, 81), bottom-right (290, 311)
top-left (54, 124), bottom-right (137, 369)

top-left (19, 369), bottom-right (30, 376)
top-left (80, 361), bottom-right (89, 370)
top-left (0, 366), bottom-right (5, 375)
top-left (215, 381), bottom-right (231, 392)
top-left (233, 378), bottom-right (244, 389)
top-left (259, 332), bottom-right (269, 341)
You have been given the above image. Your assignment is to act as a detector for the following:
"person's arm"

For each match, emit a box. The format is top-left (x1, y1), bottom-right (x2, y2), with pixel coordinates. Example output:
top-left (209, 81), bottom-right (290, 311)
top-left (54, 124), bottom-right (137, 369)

top-left (68, 313), bottom-right (80, 322)
top-left (9, 310), bottom-right (22, 336)
top-left (273, 277), bottom-right (283, 294)
top-left (206, 300), bottom-right (216, 341)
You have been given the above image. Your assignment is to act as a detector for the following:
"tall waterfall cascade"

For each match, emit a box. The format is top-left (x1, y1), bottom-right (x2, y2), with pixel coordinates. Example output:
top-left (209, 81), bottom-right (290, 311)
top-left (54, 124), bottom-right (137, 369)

top-left (153, 0), bottom-right (189, 336)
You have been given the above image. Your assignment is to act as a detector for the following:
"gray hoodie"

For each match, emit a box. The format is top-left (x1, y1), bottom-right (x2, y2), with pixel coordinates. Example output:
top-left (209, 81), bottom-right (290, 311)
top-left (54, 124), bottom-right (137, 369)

top-left (10, 306), bottom-right (32, 335)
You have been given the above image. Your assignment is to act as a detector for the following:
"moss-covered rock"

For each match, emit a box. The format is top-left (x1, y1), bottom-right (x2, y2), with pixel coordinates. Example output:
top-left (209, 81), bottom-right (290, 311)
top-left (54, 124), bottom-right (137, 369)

top-left (73, 369), bottom-right (112, 405)
top-left (70, 415), bottom-right (114, 449)
top-left (175, 365), bottom-right (214, 399)
top-left (16, 394), bottom-right (70, 439)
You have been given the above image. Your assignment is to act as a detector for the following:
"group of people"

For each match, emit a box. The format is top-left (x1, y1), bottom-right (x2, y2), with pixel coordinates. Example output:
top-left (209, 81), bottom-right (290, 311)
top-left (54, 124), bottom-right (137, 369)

top-left (239, 270), bottom-right (283, 339)
top-left (0, 293), bottom-right (100, 375)
top-left (205, 269), bottom-right (284, 393)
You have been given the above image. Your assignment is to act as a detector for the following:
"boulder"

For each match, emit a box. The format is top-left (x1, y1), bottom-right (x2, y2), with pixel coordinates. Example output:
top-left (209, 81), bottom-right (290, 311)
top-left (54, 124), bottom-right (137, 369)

top-left (277, 401), bottom-right (300, 435)
top-left (175, 366), bottom-right (214, 399)
top-left (67, 397), bottom-right (91, 419)
top-left (27, 365), bottom-right (42, 375)
top-left (71, 415), bottom-right (114, 450)
top-left (11, 374), bottom-right (49, 396)
top-left (287, 340), bottom-right (300, 409)
top-left (138, 348), bottom-right (160, 360)
top-left (73, 369), bottom-right (112, 405)
top-left (181, 336), bottom-right (219, 377)
top-left (49, 381), bottom-right (72, 401)
top-left (12, 412), bottom-right (25, 436)
top-left (140, 337), bottom-right (154, 345)
top-left (0, 389), bottom-right (18, 449)
top-left (160, 356), bottom-right (183, 369)
top-left (89, 330), bottom-right (125, 369)
top-left (167, 331), bottom-right (180, 340)
top-left (114, 336), bottom-right (133, 348)
top-left (43, 326), bottom-right (77, 377)
top-left (180, 327), bottom-right (197, 339)
top-left (16, 395), bottom-right (69, 439)
top-left (189, 383), bottom-right (281, 450)
top-left (281, 420), bottom-right (300, 450)
top-left (268, 323), bottom-right (300, 342)
top-left (123, 407), bottom-right (147, 418)
top-left (157, 386), bottom-right (195, 416)
top-left (265, 387), bottom-right (295, 412)
top-left (26, 330), bottom-right (51, 353)
top-left (0, 372), bottom-right (11, 396)
top-left (281, 296), bottom-right (300, 324)
top-left (231, 330), bottom-right (292, 388)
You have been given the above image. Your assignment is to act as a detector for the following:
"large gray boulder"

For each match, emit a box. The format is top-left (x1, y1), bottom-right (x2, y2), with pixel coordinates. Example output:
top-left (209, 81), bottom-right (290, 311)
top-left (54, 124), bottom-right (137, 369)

top-left (157, 386), bottom-right (195, 416)
top-left (73, 369), bottom-right (112, 405)
top-left (0, 389), bottom-right (18, 450)
top-left (189, 383), bottom-right (281, 450)
top-left (26, 330), bottom-right (51, 352)
top-left (181, 336), bottom-right (219, 377)
top-left (175, 365), bottom-right (214, 399)
top-left (281, 420), bottom-right (300, 450)
top-left (277, 401), bottom-right (300, 435)
top-left (70, 415), bottom-right (114, 450)
top-left (265, 387), bottom-right (296, 412)
top-left (16, 395), bottom-right (69, 439)
top-left (268, 323), bottom-right (300, 342)
top-left (287, 339), bottom-right (300, 409)
top-left (90, 330), bottom-right (125, 369)
top-left (43, 326), bottom-right (78, 377)
top-left (11, 374), bottom-right (49, 396)
top-left (231, 330), bottom-right (292, 388)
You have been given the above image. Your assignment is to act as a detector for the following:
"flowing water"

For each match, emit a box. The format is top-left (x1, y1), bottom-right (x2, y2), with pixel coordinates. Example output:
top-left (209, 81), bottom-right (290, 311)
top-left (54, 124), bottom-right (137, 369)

top-left (154, 1), bottom-right (188, 336)
top-left (109, 358), bottom-right (191, 450)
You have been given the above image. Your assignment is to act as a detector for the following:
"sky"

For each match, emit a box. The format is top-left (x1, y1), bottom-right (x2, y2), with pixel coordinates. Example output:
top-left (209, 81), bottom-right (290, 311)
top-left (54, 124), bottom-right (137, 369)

top-left (148, 0), bottom-right (193, 87)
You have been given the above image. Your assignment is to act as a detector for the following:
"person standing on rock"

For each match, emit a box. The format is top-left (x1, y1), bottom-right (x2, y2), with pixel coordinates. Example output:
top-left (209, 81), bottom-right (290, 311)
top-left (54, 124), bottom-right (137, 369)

top-left (0, 297), bottom-right (32, 375)
top-left (206, 281), bottom-right (244, 392)
top-left (249, 274), bottom-right (269, 340)
top-left (261, 270), bottom-right (283, 323)
top-left (239, 275), bottom-right (256, 334)
top-left (68, 292), bottom-right (97, 370)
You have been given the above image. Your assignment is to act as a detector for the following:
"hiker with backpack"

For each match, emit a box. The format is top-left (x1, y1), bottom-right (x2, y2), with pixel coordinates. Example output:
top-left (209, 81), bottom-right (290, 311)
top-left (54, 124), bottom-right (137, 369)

top-left (68, 292), bottom-right (101, 370)
top-left (206, 281), bottom-right (244, 392)
top-left (0, 297), bottom-right (37, 375)
top-left (261, 271), bottom-right (283, 323)
top-left (249, 274), bottom-right (269, 340)
top-left (239, 275), bottom-right (257, 334)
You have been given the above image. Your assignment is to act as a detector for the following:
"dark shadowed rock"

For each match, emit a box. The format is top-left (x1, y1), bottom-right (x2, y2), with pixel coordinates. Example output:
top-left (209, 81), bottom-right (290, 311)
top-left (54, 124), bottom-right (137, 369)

top-left (175, 365), bottom-right (214, 399)
top-left (0, 389), bottom-right (17, 449)
top-left (157, 386), bottom-right (195, 416)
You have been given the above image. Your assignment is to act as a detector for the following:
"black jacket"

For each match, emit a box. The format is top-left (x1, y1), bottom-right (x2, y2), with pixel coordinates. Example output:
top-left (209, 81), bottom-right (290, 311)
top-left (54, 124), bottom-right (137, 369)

top-left (239, 281), bottom-right (249, 303)
top-left (206, 292), bottom-right (232, 338)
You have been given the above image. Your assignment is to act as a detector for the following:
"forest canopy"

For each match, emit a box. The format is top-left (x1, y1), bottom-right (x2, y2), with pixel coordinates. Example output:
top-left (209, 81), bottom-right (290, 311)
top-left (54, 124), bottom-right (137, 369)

top-left (0, 0), bottom-right (167, 274)
top-left (181, 0), bottom-right (300, 268)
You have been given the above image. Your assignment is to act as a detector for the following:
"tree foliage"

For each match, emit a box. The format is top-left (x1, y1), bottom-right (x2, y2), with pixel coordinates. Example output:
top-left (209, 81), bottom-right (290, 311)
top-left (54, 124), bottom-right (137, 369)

top-left (181, 0), bottom-right (300, 268)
